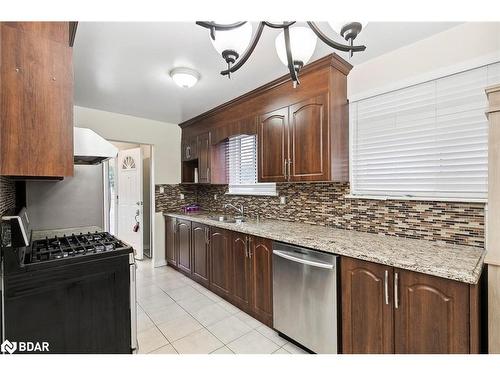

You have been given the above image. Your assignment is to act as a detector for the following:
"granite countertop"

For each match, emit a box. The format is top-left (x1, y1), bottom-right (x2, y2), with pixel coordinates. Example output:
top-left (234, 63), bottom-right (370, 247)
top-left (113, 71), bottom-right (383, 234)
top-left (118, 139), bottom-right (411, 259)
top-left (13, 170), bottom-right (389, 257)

top-left (31, 226), bottom-right (103, 241)
top-left (164, 212), bottom-right (485, 284)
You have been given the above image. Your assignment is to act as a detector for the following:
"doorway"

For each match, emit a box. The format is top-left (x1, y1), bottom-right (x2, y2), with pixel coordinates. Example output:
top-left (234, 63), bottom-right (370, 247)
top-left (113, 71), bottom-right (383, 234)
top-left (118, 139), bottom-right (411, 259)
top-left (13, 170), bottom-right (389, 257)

top-left (104, 141), bottom-right (153, 261)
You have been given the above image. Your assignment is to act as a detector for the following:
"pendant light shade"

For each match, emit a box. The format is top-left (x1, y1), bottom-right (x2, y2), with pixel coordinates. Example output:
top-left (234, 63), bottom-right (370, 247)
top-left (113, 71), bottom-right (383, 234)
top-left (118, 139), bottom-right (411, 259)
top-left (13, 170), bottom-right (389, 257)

top-left (210, 22), bottom-right (253, 56)
top-left (275, 27), bottom-right (317, 68)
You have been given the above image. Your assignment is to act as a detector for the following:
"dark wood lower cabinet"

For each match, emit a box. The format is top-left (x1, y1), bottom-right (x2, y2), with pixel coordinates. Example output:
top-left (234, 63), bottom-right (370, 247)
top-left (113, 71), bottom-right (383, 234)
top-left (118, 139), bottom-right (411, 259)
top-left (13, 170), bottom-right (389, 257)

top-left (165, 216), bottom-right (177, 267)
top-left (249, 236), bottom-right (273, 327)
top-left (341, 257), bottom-right (394, 354)
top-left (341, 256), bottom-right (480, 354)
top-left (176, 219), bottom-right (191, 275)
top-left (209, 228), bottom-right (233, 298)
top-left (191, 222), bottom-right (210, 287)
top-left (394, 269), bottom-right (470, 354)
top-left (231, 232), bottom-right (252, 311)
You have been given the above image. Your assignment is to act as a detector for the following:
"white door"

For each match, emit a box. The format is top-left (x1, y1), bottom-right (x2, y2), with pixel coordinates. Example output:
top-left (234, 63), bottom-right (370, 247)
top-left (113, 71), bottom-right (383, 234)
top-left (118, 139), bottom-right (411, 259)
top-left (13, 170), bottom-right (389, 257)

top-left (117, 147), bottom-right (144, 260)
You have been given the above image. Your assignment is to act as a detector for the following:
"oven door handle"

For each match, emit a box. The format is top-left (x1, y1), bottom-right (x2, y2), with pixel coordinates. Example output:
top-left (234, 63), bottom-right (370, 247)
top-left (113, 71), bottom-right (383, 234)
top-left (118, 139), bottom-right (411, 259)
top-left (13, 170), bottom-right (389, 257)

top-left (273, 250), bottom-right (334, 269)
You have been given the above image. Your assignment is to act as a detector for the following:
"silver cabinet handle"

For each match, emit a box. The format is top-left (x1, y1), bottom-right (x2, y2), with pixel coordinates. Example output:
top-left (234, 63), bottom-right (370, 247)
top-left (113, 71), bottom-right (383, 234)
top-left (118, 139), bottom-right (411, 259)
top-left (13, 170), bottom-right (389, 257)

top-left (245, 236), bottom-right (249, 258)
top-left (394, 272), bottom-right (399, 309)
top-left (384, 270), bottom-right (389, 305)
top-left (248, 237), bottom-right (253, 258)
top-left (207, 167), bottom-right (210, 180)
top-left (284, 159), bottom-right (288, 178)
top-left (288, 158), bottom-right (292, 179)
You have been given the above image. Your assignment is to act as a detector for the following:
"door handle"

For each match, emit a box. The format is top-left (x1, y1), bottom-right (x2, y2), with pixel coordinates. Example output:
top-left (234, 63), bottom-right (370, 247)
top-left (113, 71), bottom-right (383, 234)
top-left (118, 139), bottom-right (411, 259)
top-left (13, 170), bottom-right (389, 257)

top-left (288, 158), bottom-right (292, 179)
top-left (273, 250), bottom-right (334, 269)
top-left (244, 236), bottom-right (249, 257)
top-left (394, 272), bottom-right (399, 309)
top-left (384, 270), bottom-right (389, 305)
top-left (284, 159), bottom-right (288, 178)
top-left (248, 237), bottom-right (253, 258)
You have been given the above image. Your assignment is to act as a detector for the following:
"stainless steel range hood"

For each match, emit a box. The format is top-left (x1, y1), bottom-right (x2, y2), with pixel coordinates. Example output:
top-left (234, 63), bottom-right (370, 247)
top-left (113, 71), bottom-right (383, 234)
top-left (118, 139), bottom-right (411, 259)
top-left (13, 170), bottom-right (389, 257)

top-left (74, 127), bottom-right (118, 165)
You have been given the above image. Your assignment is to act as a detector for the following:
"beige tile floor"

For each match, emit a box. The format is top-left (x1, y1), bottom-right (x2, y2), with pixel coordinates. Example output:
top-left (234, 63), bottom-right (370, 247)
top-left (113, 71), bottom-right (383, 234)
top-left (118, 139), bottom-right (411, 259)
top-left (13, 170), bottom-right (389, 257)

top-left (135, 258), bottom-right (308, 354)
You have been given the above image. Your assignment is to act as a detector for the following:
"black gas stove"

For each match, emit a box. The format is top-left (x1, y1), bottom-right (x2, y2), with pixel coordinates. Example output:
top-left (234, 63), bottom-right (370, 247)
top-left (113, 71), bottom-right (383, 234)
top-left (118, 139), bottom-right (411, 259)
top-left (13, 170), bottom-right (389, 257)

top-left (29, 231), bottom-right (130, 264)
top-left (1, 209), bottom-right (137, 353)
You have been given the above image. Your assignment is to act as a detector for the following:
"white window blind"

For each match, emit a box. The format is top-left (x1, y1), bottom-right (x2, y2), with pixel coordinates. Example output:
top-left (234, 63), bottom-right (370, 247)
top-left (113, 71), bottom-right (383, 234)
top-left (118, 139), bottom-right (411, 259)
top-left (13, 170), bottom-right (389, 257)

top-left (225, 134), bottom-right (276, 196)
top-left (350, 62), bottom-right (500, 201)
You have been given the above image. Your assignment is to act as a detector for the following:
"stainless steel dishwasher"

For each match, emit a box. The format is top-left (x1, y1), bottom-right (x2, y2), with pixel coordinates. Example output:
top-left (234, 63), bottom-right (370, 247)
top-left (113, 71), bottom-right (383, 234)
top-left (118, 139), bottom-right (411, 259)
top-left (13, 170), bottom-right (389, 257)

top-left (272, 241), bottom-right (338, 354)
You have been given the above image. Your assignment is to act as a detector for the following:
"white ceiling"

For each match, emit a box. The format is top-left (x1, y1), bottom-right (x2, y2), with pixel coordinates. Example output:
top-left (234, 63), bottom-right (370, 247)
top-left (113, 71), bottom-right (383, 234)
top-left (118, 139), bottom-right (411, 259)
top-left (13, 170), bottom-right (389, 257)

top-left (74, 22), bottom-right (461, 124)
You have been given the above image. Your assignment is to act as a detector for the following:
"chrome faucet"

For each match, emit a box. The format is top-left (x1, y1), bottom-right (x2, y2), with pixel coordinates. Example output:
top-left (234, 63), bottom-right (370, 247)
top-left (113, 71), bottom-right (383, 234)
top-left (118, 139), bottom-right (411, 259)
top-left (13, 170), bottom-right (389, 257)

top-left (223, 203), bottom-right (244, 217)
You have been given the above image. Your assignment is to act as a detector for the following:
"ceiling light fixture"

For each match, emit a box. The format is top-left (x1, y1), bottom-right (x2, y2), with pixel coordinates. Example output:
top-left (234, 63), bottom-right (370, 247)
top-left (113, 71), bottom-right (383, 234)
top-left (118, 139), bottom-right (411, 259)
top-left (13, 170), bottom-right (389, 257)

top-left (169, 67), bottom-right (200, 88)
top-left (197, 21), bottom-right (367, 87)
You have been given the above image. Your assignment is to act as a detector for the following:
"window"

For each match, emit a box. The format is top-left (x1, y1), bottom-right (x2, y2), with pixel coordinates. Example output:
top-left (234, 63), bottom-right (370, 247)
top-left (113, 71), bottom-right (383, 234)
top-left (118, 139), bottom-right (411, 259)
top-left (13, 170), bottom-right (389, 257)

top-left (226, 134), bottom-right (277, 196)
top-left (349, 62), bottom-right (500, 201)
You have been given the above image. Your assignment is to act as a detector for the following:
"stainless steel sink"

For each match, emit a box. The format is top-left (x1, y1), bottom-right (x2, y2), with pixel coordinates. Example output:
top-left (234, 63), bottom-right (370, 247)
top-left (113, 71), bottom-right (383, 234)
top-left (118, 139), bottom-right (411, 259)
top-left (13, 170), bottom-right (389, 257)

top-left (208, 215), bottom-right (246, 223)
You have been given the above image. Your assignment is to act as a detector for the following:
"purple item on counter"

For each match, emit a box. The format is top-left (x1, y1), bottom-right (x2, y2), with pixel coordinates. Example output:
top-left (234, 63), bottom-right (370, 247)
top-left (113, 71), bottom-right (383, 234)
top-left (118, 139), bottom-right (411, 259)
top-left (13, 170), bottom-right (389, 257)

top-left (183, 204), bottom-right (201, 213)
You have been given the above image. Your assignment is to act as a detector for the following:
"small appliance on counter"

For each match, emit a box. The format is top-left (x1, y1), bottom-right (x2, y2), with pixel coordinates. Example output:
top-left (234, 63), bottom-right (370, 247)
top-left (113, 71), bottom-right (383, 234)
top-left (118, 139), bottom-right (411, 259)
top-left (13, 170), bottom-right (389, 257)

top-left (1, 208), bottom-right (138, 354)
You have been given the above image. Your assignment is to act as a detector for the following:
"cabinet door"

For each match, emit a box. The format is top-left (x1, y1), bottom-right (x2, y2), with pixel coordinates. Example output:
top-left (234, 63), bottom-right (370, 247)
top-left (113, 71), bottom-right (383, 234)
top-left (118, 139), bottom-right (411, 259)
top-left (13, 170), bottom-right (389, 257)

top-left (165, 216), bottom-right (177, 267)
top-left (197, 132), bottom-right (211, 183)
top-left (209, 228), bottom-right (232, 298)
top-left (231, 232), bottom-right (252, 311)
top-left (1, 23), bottom-right (73, 177)
top-left (289, 94), bottom-right (329, 181)
top-left (258, 107), bottom-right (289, 182)
top-left (341, 257), bottom-right (394, 354)
top-left (181, 137), bottom-right (198, 161)
top-left (394, 269), bottom-right (469, 354)
top-left (249, 236), bottom-right (273, 327)
top-left (191, 222), bottom-right (210, 287)
top-left (176, 219), bottom-right (191, 275)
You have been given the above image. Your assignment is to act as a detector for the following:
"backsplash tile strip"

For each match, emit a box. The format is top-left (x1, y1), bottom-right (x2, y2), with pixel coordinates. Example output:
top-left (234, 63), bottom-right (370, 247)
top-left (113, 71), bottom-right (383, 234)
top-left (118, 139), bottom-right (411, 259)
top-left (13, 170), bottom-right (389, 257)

top-left (0, 177), bottom-right (16, 216)
top-left (155, 182), bottom-right (485, 247)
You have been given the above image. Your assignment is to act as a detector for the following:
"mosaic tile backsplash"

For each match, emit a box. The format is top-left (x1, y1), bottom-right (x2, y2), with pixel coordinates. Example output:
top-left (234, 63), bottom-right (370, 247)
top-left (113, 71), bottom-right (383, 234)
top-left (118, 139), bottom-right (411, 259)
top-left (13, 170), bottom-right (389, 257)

top-left (0, 177), bottom-right (16, 216)
top-left (155, 182), bottom-right (485, 247)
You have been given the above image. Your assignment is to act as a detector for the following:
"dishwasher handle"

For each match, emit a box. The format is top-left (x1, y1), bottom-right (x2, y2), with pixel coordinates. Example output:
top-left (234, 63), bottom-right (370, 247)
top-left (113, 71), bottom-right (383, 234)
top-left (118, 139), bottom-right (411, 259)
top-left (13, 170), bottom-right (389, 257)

top-left (273, 249), bottom-right (334, 269)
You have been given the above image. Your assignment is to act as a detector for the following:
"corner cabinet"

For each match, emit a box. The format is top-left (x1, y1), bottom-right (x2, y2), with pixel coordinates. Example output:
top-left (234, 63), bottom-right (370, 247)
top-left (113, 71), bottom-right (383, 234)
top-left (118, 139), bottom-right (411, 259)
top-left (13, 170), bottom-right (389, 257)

top-left (0, 22), bottom-right (74, 178)
top-left (341, 256), bottom-right (479, 354)
top-left (258, 94), bottom-right (330, 182)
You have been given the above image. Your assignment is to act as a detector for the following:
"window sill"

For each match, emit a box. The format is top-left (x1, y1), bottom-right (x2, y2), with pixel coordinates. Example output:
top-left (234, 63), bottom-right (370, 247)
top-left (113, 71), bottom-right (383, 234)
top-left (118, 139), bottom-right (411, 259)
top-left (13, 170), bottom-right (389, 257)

top-left (225, 191), bottom-right (278, 197)
top-left (345, 194), bottom-right (487, 204)
top-left (226, 183), bottom-right (278, 197)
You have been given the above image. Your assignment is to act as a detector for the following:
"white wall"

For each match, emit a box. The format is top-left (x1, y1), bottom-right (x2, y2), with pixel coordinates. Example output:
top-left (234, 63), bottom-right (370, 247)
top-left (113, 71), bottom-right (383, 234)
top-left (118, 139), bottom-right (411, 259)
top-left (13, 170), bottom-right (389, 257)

top-left (74, 106), bottom-right (181, 267)
top-left (349, 22), bottom-right (500, 100)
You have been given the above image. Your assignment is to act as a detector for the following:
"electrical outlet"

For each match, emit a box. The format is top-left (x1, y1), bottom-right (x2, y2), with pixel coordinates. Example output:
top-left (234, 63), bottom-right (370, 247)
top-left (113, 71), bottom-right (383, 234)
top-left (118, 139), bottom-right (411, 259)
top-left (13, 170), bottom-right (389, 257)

top-left (159, 186), bottom-right (165, 194)
top-left (279, 196), bottom-right (286, 205)
top-left (180, 193), bottom-right (185, 200)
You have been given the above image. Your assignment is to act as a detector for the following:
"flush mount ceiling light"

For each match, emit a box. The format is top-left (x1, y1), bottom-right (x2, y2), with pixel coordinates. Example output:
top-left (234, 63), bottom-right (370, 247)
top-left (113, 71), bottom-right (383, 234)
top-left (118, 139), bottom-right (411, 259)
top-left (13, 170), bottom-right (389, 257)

top-left (169, 67), bottom-right (200, 88)
top-left (197, 21), bottom-right (366, 87)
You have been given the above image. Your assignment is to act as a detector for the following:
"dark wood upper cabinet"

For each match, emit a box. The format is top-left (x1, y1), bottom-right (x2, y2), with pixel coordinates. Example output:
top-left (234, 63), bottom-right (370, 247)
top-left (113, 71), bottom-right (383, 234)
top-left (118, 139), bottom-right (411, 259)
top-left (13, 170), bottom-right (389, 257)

top-left (341, 257), bottom-right (394, 354)
top-left (0, 22), bottom-right (74, 178)
top-left (258, 108), bottom-right (289, 182)
top-left (176, 219), bottom-right (191, 275)
top-left (197, 132), bottom-right (211, 183)
top-left (394, 269), bottom-right (470, 354)
top-left (181, 137), bottom-right (198, 161)
top-left (231, 232), bottom-right (252, 311)
top-left (289, 94), bottom-right (329, 181)
top-left (209, 228), bottom-right (232, 298)
top-left (165, 216), bottom-right (177, 267)
top-left (191, 222), bottom-right (210, 287)
top-left (179, 54), bottom-right (352, 183)
top-left (249, 236), bottom-right (273, 327)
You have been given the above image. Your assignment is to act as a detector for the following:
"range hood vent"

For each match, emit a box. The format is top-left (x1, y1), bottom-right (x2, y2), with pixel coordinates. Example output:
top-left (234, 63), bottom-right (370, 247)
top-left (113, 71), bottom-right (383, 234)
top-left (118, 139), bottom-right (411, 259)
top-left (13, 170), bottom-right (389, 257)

top-left (74, 127), bottom-right (118, 165)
